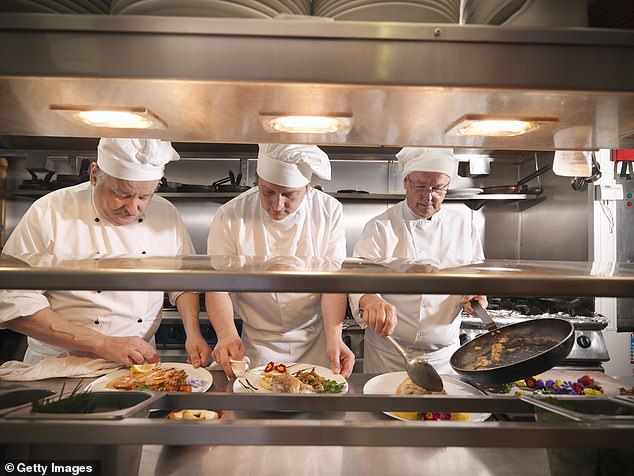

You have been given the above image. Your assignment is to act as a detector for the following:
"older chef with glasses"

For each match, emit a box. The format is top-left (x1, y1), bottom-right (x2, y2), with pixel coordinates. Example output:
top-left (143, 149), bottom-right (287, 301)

top-left (0, 138), bottom-right (211, 369)
top-left (205, 144), bottom-right (354, 379)
top-left (350, 147), bottom-right (488, 374)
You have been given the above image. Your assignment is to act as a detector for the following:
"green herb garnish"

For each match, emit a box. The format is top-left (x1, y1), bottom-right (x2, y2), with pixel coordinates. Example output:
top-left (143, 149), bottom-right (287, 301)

top-left (31, 380), bottom-right (96, 414)
top-left (320, 379), bottom-right (345, 394)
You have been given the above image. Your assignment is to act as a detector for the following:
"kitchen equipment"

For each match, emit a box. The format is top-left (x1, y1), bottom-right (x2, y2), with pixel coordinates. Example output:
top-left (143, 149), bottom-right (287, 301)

top-left (211, 170), bottom-right (249, 192)
top-left (460, 296), bottom-right (609, 372)
top-left (19, 168), bottom-right (54, 190)
top-left (451, 306), bottom-right (575, 384)
top-left (481, 163), bottom-right (551, 194)
top-left (385, 335), bottom-right (444, 392)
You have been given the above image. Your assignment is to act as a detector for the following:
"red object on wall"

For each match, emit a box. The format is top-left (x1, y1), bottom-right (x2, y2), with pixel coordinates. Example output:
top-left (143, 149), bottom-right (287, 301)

top-left (611, 150), bottom-right (634, 161)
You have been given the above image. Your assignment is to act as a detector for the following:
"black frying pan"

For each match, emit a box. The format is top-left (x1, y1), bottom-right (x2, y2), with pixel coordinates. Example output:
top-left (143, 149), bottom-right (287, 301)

top-left (481, 164), bottom-right (552, 194)
top-left (450, 308), bottom-right (574, 385)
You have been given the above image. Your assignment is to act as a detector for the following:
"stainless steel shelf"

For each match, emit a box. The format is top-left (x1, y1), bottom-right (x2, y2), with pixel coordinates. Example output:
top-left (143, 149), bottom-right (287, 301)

top-left (1, 256), bottom-right (633, 297)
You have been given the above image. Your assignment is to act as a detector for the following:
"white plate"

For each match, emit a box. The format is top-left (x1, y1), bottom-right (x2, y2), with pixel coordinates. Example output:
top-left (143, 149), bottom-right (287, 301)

top-left (234, 362), bottom-right (348, 393)
top-left (363, 371), bottom-right (490, 422)
top-left (86, 362), bottom-right (213, 393)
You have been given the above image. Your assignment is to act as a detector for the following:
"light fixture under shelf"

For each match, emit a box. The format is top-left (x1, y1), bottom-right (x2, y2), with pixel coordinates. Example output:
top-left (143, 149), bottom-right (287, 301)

top-left (50, 106), bottom-right (166, 129)
top-left (260, 114), bottom-right (352, 134)
top-left (446, 115), bottom-right (557, 137)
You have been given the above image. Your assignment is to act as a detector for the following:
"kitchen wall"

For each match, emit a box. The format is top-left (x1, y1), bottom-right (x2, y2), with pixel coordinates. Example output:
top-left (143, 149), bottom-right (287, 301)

top-left (3, 151), bottom-right (591, 261)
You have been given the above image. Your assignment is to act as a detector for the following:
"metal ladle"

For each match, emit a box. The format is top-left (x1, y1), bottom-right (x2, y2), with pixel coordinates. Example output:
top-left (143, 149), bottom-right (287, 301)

top-left (385, 336), bottom-right (444, 392)
top-left (358, 309), bottom-right (444, 391)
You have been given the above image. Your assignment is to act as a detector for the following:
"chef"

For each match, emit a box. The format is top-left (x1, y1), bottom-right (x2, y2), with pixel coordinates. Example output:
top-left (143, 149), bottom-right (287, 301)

top-left (350, 147), bottom-right (487, 374)
top-left (205, 143), bottom-right (354, 378)
top-left (0, 138), bottom-right (211, 368)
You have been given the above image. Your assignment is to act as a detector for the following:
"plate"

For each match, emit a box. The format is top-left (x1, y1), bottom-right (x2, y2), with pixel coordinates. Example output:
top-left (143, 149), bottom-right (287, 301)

top-left (363, 371), bottom-right (490, 422)
top-left (233, 362), bottom-right (348, 393)
top-left (86, 362), bottom-right (213, 393)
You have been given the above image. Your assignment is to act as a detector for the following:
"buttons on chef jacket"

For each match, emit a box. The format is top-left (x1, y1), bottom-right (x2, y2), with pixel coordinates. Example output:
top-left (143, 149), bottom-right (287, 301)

top-left (137, 319), bottom-right (143, 323)
top-left (94, 319), bottom-right (100, 325)
top-left (138, 218), bottom-right (143, 223)
top-left (94, 217), bottom-right (100, 222)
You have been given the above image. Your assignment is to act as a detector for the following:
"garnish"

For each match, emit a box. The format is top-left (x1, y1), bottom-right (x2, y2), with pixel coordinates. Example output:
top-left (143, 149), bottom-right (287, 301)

top-left (321, 379), bottom-right (345, 394)
top-left (31, 380), bottom-right (96, 414)
top-left (517, 375), bottom-right (604, 395)
top-left (275, 363), bottom-right (287, 373)
top-left (264, 362), bottom-right (275, 373)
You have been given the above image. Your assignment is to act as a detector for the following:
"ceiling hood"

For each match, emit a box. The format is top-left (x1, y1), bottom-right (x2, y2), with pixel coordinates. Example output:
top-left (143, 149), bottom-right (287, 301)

top-left (1, 13), bottom-right (634, 151)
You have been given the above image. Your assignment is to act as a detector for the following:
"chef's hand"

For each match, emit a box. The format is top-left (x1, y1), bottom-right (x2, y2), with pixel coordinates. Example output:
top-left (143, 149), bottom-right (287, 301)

top-left (359, 294), bottom-right (397, 336)
top-left (326, 339), bottom-right (355, 378)
top-left (101, 336), bottom-right (160, 367)
top-left (185, 335), bottom-right (213, 368)
top-left (461, 295), bottom-right (488, 316)
top-left (212, 335), bottom-right (245, 379)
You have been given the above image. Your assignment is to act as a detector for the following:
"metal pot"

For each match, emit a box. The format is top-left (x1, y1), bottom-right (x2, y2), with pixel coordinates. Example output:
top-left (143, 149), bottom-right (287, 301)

top-left (481, 163), bottom-right (552, 194)
top-left (450, 316), bottom-right (575, 385)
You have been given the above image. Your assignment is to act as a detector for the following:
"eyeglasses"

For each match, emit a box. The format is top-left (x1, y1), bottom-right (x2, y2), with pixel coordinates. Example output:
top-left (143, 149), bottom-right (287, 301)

top-left (407, 177), bottom-right (449, 196)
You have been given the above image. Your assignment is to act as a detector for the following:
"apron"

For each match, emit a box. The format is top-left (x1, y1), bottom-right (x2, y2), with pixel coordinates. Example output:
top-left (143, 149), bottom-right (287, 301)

top-left (352, 202), bottom-right (484, 374)
top-left (208, 188), bottom-right (345, 368)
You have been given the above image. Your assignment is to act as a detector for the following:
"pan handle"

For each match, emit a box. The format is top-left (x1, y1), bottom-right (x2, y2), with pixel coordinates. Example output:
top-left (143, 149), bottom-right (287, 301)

top-left (472, 301), bottom-right (498, 332)
top-left (516, 163), bottom-right (552, 187)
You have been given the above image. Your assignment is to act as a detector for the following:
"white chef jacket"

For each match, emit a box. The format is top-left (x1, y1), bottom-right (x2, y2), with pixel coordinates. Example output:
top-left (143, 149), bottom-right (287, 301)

top-left (0, 182), bottom-right (195, 364)
top-left (207, 187), bottom-right (346, 368)
top-left (350, 202), bottom-right (484, 374)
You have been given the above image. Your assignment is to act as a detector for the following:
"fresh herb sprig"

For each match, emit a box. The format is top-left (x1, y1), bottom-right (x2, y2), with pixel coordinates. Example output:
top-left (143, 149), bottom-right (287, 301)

top-left (31, 380), bottom-right (96, 414)
top-left (320, 379), bottom-right (345, 394)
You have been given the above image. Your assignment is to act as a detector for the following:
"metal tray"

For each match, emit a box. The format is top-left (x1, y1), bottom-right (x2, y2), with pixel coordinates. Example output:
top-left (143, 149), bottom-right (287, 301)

top-left (5, 391), bottom-right (159, 420)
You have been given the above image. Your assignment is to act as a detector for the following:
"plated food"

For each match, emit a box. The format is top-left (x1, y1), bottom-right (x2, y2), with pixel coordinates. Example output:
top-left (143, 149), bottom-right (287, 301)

top-left (363, 371), bottom-right (490, 422)
top-left (234, 362), bottom-right (348, 394)
top-left (167, 409), bottom-right (221, 421)
top-left (87, 363), bottom-right (213, 393)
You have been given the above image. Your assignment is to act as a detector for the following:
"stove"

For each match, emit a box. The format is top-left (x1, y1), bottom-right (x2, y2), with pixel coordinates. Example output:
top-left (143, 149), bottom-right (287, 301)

top-left (460, 296), bottom-right (610, 372)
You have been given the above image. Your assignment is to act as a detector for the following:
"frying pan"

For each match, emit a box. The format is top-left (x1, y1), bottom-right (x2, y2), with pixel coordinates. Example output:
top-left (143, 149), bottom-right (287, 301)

top-left (481, 164), bottom-right (552, 194)
top-left (450, 303), bottom-right (575, 385)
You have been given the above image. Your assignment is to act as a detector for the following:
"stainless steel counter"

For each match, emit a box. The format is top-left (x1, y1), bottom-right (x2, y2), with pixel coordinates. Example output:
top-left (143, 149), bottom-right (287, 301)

top-left (3, 371), bottom-right (634, 476)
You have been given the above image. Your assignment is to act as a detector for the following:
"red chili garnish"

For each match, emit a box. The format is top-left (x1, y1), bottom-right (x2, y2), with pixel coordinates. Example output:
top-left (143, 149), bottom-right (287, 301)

top-left (275, 364), bottom-right (287, 373)
top-left (264, 362), bottom-right (275, 373)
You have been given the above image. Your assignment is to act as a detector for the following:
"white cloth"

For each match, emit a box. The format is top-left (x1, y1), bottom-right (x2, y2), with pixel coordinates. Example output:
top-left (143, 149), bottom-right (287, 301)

top-left (0, 356), bottom-right (123, 381)
top-left (207, 187), bottom-right (346, 368)
top-left (397, 147), bottom-right (457, 180)
top-left (256, 144), bottom-right (331, 187)
top-left (97, 138), bottom-right (179, 180)
top-left (0, 182), bottom-right (196, 364)
top-left (350, 202), bottom-right (484, 374)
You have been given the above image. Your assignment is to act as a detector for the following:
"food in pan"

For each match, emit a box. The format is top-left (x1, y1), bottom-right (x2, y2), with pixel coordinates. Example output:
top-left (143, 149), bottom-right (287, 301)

top-left (393, 377), bottom-right (469, 421)
top-left (259, 362), bottom-right (346, 394)
top-left (463, 333), bottom-right (561, 371)
top-left (167, 409), bottom-right (220, 420)
top-left (106, 367), bottom-right (192, 392)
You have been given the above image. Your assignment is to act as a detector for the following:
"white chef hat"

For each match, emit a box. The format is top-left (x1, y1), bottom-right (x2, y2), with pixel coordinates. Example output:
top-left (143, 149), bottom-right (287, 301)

top-left (396, 147), bottom-right (457, 180)
top-left (256, 144), bottom-right (331, 187)
top-left (97, 138), bottom-right (180, 181)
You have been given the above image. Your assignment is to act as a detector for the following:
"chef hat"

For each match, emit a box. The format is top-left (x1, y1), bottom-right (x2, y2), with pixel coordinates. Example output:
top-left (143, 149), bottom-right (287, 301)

top-left (97, 138), bottom-right (180, 181)
top-left (256, 144), bottom-right (331, 187)
top-left (396, 147), bottom-right (457, 180)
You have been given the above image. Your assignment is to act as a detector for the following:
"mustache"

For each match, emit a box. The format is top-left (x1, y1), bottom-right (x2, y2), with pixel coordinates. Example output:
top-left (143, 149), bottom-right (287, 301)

top-left (112, 207), bottom-right (140, 217)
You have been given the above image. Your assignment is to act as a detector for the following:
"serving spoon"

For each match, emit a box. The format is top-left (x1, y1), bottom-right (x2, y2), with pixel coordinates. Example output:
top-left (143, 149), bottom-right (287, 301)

top-left (358, 308), bottom-right (443, 391)
top-left (385, 335), bottom-right (444, 392)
